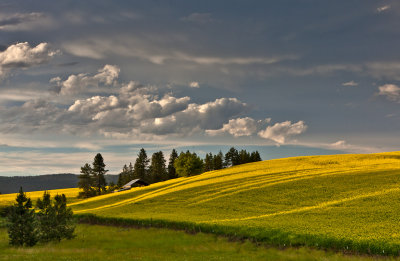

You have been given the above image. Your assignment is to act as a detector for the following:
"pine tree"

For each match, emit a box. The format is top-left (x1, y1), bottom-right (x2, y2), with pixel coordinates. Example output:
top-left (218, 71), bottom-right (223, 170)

top-left (36, 192), bottom-right (75, 242)
top-left (149, 151), bottom-right (167, 183)
top-left (167, 149), bottom-right (178, 179)
top-left (52, 194), bottom-right (75, 241)
top-left (204, 153), bottom-right (214, 172)
top-left (213, 151), bottom-right (224, 170)
top-left (7, 187), bottom-right (38, 246)
top-left (36, 191), bottom-right (57, 242)
top-left (239, 149), bottom-right (251, 164)
top-left (224, 147), bottom-right (239, 167)
top-left (78, 163), bottom-right (93, 198)
top-left (134, 148), bottom-right (149, 181)
top-left (250, 151), bottom-right (262, 162)
top-left (128, 162), bottom-right (134, 181)
top-left (117, 164), bottom-right (129, 187)
top-left (92, 153), bottom-right (108, 194)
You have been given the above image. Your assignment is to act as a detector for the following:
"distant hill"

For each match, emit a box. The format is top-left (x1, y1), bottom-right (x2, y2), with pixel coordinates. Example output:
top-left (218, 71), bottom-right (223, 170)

top-left (0, 174), bottom-right (118, 194)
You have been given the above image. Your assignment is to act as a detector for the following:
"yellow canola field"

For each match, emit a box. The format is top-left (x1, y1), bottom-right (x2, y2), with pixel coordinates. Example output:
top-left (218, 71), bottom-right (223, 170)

top-left (68, 151), bottom-right (400, 251)
top-left (0, 188), bottom-right (80, 206)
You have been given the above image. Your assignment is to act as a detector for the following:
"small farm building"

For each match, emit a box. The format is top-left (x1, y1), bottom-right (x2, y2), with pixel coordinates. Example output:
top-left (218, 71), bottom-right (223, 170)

top-left (122, 179), bottom-right (149, 189)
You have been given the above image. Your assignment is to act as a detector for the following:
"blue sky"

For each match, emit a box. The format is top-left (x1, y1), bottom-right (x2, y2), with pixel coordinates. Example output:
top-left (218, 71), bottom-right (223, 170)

top-left (0, 1), bottom-right (399, 175)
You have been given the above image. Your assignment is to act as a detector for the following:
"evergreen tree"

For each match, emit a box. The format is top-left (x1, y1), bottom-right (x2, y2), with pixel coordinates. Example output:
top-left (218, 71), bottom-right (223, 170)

top-left (167, 149), bottom-right (178, 179)
top-left (238, 149), bottom-right (251, 164)
top-left (213, 151), bottom-right (224, 170)
top-left (36, 192), bottom-right (75, 243)
top-left (224, 147), bottom-right (240, 167)
top-left (149, 151), bottom-right (167, 183)
top-left (250, 151), bottom-right (262, 162)
top-left (7, 187), bottom-right (37, 246)
top-left (36, 191), bottom-right (57, 242)
top-left (78, 163), bottom-right (93, 198)
top-left (52, 194), bottom-right (75, 241)
top-left (174, 151), bottom-right (204, 177)
top-left (117, 164), bottom-right (129, 187)
top-left (128, 162), bottom-right (134, 181)
top-left (92, 153), bottom-right (108, 194)
top-left (134, 148), bottom-right (149, 181)
top-left (204, 153), bottom-right (214, 172)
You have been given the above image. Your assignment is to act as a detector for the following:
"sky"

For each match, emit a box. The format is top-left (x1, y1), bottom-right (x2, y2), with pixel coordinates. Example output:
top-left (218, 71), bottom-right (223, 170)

top-left (0, 0), bottom-right (399, 176)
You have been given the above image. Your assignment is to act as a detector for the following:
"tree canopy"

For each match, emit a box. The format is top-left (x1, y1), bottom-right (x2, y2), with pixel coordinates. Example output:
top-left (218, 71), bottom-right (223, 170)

top-left (174, 151), bottom-right (204, 177)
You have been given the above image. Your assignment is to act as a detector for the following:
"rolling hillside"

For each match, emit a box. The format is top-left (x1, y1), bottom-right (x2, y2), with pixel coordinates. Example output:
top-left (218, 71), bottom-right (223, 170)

top-left (2, 152), bottom-right (400, 254)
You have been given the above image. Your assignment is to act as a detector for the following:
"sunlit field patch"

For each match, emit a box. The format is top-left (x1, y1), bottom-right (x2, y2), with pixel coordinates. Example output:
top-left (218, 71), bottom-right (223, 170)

top-left (0, 188), bottom-right (80, 206)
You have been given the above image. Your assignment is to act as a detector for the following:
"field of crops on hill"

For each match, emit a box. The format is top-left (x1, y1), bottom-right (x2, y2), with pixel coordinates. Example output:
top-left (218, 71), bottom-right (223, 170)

top-left (1, 152), bottom-right (400, 255)
top-left (67, 152), bottom-right (400, 255)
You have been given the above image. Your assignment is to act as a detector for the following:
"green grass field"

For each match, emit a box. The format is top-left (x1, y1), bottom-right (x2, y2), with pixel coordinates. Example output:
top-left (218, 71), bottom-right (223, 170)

top-left (2, 152), bottom-right (400, 257)
top-left (0, 224), bottom-right (393, 261)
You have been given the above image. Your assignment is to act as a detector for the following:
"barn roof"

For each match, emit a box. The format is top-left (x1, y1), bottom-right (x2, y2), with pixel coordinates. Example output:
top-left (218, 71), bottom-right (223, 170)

top-left (122, 179), bottom-right (149, 187)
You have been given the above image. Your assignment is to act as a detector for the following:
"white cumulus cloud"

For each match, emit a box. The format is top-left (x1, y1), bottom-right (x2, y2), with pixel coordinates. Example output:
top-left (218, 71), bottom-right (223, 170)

top-left (51, 64), bottom-right (120, 95)
top-left (206, 117), bottom-right (257, 137)
top-left (378, 84), bottom-right (400, 102)
top-left (0, 42), bottom-right (58, 79)
top-left (258, 120), bottom-right (307, 144)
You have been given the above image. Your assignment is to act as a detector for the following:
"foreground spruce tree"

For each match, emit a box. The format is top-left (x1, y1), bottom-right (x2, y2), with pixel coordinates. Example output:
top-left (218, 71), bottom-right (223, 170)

top-left (7, 187), bottom-right (37, 246)
top-left (52, 194), bottom-right (75, 241)
top-left (36, 191), bottom-right (57, 242)
top-left (36, 192), bottom-right (75, 242)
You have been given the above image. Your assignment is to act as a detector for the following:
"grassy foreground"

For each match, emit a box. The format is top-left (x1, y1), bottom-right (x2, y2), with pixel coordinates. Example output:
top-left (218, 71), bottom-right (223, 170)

top-left (0, 225), bottom-right (391, 261)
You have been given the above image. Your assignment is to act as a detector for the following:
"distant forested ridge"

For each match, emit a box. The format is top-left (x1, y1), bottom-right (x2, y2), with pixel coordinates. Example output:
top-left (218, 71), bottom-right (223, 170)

top-left (0, 174), bottom-right (118, 194)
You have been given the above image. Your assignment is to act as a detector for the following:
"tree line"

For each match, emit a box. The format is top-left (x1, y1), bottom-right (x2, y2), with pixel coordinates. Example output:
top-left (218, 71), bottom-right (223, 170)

top-left (78, 147), bottom-right (261, 198)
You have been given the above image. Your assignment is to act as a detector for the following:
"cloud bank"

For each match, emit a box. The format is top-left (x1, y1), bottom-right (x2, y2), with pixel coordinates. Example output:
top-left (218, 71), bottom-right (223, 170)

top-left (0, 65), bottom-right (307, 144)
